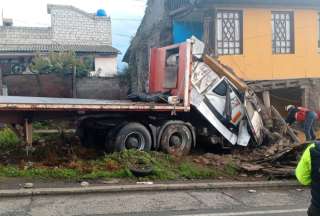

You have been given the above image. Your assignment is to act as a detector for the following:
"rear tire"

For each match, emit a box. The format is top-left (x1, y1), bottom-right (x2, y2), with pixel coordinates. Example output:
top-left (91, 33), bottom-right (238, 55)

top-left (113, 123), bottom-right (152, 152)
top-left (160, 124), bottom-right (192, 156)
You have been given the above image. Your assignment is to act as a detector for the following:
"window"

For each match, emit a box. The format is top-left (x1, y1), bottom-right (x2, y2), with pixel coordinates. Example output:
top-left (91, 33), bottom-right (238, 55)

top-left (212, 80), bottom-right (228, 96)
top-left (216, 10), bottom-right (243, 55)
top-left (272, 11), bottom-right (294, 54)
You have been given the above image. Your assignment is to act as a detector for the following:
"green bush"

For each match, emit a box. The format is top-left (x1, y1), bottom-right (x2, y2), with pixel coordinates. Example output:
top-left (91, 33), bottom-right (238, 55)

top-left (30, 52), bottom-right (93, 77)
top-left (0, 128), bottom-right (20, 151)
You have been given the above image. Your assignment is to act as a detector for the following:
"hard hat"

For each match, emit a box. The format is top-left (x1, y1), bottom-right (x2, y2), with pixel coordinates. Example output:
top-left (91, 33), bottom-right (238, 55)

top-left (285, 105), bottom-right (295, 111)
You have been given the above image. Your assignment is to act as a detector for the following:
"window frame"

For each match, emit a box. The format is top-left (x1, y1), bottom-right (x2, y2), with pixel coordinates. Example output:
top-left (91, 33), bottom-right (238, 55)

top-left (215, 9), bottom-right (243, 56)
top-left (272, 11), bottom-right (295, 54)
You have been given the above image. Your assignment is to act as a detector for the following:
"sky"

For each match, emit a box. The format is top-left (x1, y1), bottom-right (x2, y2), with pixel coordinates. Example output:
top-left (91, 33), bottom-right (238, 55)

top-left (0, 0), bottom-right (147, 70)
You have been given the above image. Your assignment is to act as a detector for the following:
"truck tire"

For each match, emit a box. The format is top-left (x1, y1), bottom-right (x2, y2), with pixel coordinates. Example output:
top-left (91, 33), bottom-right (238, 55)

top-left (113, 123), bottom-right (152, 152)
top-left (160, 124), bottom-right (192, 156)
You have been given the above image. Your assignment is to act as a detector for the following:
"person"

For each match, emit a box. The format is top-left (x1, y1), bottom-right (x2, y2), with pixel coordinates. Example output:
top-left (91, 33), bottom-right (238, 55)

top-left (285, 105), bottom-right (318, 141)
top-left (296, 141), bottom-right (320, 216)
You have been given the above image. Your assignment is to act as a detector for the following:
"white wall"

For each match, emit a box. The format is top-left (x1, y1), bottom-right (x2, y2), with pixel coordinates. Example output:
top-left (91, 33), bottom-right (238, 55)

top-left (93, 56), bottom-right (117, 77)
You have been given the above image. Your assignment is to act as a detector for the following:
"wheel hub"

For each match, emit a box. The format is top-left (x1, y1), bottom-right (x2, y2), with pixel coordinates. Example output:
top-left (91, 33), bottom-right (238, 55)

top-left (169, 134), bottom-right (182, 147)
top-left (125, 133), bottom-right (145, 150)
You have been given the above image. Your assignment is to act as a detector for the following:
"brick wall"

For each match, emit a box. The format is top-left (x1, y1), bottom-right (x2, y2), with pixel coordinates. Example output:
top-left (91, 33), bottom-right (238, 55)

top-left (50, 5), bottom-right (112, 45)
top-left (0, 5), bottom-right (112, 46)
top-left (0, 27), bottom-right (52, 44)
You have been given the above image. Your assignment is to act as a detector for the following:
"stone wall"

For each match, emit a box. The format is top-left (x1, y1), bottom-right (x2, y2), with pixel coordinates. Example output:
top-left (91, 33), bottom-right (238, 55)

top-left (123, 0), bottom-right (171, 93)
top-left (3, 74), bottom-right (127, 100)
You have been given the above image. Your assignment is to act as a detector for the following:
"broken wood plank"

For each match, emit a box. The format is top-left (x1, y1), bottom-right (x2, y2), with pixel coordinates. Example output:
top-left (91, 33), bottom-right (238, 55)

top-left (204, 55), bottom-right (248, 92)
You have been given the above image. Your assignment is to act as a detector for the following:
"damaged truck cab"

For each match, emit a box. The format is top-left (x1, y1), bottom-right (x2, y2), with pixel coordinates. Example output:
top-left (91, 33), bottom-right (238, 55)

top-left (147, 38), bottom-right (264, 149)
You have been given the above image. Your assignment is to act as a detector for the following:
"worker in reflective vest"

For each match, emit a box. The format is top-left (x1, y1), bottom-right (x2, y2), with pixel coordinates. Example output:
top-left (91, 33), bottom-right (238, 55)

top-left (296, 142), bottom-right (320, 216)
top-left (285, 105), bottom-right (319, 141)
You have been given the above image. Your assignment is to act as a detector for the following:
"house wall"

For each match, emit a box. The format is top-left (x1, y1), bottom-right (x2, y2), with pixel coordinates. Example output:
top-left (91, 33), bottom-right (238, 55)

top-left (0, 5), bottom-right (112, 46)
top-left (0, 27), bottom-right (51, 44)
top-left (49, 6), bottom-right (112, 46)
top-left (94, 56), bottom-right (117, 77)
top-left (218, 8), bottom-right (320, 81)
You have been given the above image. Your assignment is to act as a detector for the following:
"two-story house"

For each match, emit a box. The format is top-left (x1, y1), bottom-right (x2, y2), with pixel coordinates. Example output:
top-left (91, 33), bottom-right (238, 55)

top-left (125, 0), bottom-right (320, 111)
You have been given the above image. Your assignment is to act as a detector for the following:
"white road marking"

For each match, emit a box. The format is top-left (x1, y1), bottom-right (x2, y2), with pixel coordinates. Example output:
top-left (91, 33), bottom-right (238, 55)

top-left (179, 208), bottom-right (307, 216)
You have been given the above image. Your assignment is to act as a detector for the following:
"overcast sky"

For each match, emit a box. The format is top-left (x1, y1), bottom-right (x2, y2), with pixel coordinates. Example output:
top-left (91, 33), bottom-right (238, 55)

top-left (0, 0), bottom-right (147, 69)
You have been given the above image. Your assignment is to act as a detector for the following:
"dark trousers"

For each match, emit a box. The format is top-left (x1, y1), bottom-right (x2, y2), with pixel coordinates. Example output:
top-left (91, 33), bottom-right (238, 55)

top-left (304, 111), bottom-right (317, 141)
top-left (308, 204), bottom-right (320, 216)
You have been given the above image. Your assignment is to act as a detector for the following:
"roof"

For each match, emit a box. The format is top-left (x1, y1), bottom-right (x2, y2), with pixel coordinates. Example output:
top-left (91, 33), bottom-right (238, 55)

top-left (0, 44), bottom-right (119, 55)
top-left (198, 0), bottom-right (320, 7)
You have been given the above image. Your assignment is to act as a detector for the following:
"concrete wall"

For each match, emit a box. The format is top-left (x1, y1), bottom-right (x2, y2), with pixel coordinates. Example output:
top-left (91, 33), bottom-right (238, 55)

top-left (93, 56), bottom-right (117, 77)
top-left (3, 74), bottom-right (127, 100)
top-left (76, 77), bottom-right (128, 99)
top-left (3, 74), bottom-right (72, 98)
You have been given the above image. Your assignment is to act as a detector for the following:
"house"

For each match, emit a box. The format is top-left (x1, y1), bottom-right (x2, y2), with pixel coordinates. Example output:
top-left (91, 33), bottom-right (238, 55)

top-left (0, 4), bottom-right (119, 77)
top-left (124, 0), bottom-right (320, 111)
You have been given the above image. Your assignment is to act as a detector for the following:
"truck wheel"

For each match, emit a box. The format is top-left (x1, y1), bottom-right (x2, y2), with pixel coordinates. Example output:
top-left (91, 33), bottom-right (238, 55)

top-left (114, 123), bottom-right (152, 152)
top-left (160, 124), bottom-right (192, 156)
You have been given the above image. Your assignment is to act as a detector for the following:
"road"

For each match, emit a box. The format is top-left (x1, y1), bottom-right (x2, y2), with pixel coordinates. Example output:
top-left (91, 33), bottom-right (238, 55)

top-left (0, 187), bottom-right (310, 216)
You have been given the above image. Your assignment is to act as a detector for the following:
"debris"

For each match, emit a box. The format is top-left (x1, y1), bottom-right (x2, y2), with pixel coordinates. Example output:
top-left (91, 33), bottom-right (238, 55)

top-left (23, 183), bottom-right (34, 189)
top-left (136, 181), bottom-right (154, 185)
top-left (101, 179), bottom-right (120, 184)
top-left (80, 181), bottom-right (90, 187)
top-left (240, 163), bottom-right (264, 172)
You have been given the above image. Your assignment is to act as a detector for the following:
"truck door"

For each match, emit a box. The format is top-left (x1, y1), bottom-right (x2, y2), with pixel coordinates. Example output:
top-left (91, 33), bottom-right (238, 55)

top-left (204, 78), bottom-right (244, 128)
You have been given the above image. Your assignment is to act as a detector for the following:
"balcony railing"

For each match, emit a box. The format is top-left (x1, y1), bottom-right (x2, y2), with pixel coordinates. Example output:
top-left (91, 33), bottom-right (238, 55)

top-left (165, 0), bottom-right (191, 11)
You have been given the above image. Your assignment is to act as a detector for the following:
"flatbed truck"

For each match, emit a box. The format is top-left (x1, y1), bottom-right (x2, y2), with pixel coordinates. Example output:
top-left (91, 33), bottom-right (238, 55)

top-left (0, 39), bottom-right (264, 155)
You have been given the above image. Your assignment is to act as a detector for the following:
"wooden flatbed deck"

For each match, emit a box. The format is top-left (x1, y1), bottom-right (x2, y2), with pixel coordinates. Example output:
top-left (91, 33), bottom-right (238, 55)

top-left (0, 96), bottom-right (188, 112)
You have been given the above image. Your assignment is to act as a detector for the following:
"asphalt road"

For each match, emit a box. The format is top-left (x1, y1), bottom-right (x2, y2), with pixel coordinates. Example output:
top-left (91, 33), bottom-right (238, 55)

top-left (0, 187), bottom-right (310, 216)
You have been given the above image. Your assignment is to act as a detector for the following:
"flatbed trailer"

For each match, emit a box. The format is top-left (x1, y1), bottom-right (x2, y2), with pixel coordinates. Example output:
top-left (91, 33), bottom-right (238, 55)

top-left (0, 96), bottom-right (188, 112)
top-left (0, 39), bottom-right (265, 155)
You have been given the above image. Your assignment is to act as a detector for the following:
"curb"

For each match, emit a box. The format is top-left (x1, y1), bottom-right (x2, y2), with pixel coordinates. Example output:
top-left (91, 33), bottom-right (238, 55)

top-left (0, 180), bottom-right (301, 197)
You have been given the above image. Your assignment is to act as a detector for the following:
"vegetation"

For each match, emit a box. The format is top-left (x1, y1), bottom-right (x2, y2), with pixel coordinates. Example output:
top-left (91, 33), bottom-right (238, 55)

top-left (0, 128), bottom-right (239, 181)
top-left (30, 52), bottom-right (94, 77)
top-left (0, 128), bottom-right (21, 152)
top-left (0, 148), bottom-right (238, 181)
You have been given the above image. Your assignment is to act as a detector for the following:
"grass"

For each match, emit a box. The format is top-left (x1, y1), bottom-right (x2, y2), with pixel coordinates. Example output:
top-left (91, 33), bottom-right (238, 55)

top-left (0, 149), bottom-right (239, 181)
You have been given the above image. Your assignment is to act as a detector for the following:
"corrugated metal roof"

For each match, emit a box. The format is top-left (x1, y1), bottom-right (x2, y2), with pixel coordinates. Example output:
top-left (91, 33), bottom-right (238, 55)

top-left (0, 44), bottom-right (119, 54)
